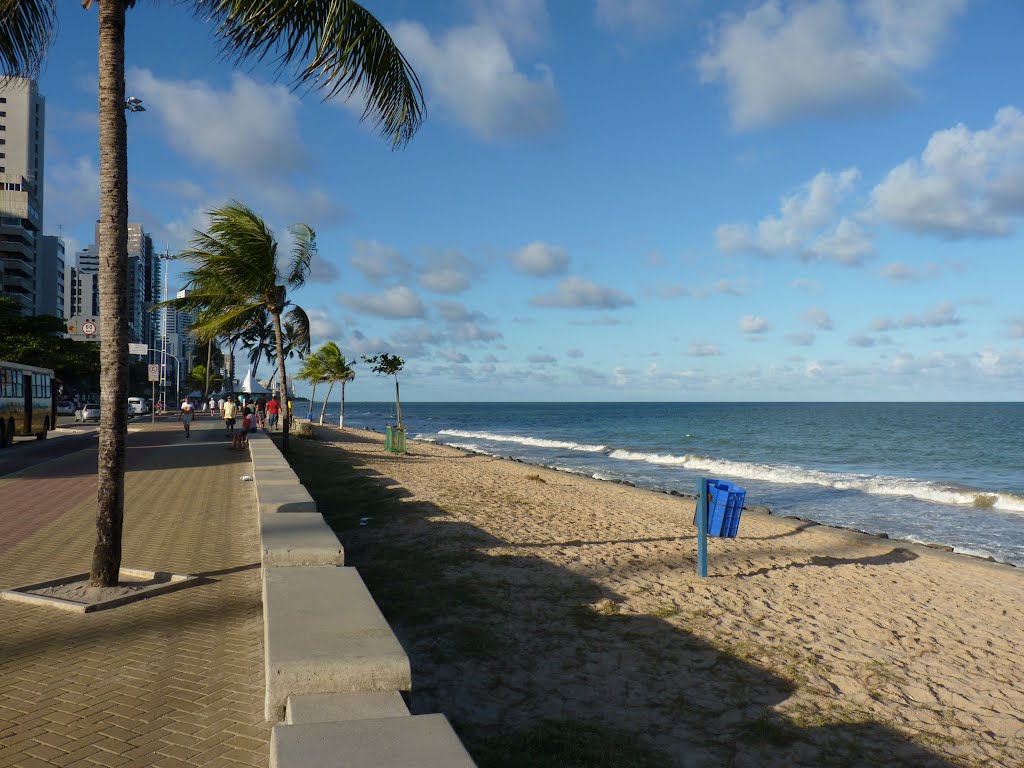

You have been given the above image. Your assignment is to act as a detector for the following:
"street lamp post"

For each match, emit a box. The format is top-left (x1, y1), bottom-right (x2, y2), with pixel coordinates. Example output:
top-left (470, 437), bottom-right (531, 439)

top-left (162, 352), bottom-right (180, 410)
top-left (159, 249), bottom-right (172, 411)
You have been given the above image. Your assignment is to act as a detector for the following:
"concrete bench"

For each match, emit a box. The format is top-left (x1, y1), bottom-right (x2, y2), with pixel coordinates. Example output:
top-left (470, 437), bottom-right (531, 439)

top-left (285, 691), bottom-right (409, 724)
top-left (256, 482), bottom-right (317, 515)
top-left (260, 511), bottom-right (344, 568)
top-left (263, 566), bottom-right (410, 721)
top-left (270, 714), bottom-right (477, 767)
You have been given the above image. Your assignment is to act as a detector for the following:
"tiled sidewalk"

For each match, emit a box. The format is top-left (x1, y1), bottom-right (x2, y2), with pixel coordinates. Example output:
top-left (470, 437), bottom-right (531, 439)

top-left (0, 417), bottom-right (268, 767)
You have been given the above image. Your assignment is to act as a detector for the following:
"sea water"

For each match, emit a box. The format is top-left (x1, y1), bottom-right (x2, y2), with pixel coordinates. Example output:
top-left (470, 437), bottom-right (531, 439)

top-left (313, 401), bottom-right (1024, 567)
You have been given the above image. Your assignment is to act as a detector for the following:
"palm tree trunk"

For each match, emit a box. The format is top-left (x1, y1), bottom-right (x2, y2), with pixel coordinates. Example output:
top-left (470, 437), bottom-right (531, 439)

top-left (204, 338), bottom-right (212, 400)
top-left (90, 0), bottom-right (130, 588)
top-left (340, 381), bottom-right (346, 429)
top-left (319, 381), bottom-right (334, 425)
top-left (395, 377), bottom-right (402, 430)
top-left (271, 309), bottom-right (290, 450)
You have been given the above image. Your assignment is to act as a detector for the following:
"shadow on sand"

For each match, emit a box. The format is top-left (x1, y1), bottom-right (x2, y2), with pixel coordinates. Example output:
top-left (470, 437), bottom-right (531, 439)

top-left (287, 434), bottom-right (957, 768)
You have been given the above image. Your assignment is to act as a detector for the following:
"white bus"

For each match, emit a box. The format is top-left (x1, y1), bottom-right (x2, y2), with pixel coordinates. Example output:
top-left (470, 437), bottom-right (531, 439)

top-left (0, 361), bottom-right (56, 447)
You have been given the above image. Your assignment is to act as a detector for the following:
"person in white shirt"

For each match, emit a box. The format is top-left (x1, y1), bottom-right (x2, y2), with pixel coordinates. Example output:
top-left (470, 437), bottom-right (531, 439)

top-left (180, 397), bottom-right (196, 438)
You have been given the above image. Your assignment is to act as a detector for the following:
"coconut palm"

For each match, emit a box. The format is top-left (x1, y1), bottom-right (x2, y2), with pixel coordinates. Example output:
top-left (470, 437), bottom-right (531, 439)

top-left (296, 349), bottom-right (328, 423)
top-left (315, 342), bottom-right (356, 427)
top-left (0, 0), bottom-right (425, 587)
top-left (163, 201), bottom-right (313, 451)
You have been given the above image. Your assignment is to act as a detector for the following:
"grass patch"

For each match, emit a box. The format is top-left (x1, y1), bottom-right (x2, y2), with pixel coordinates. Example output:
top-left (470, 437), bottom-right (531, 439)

top-left (740, 710), bottom-right (800, 747)
top-left (465, 719), bottom-right (672, 768)
top-left (651, 604), bottom-right (679, 619)
top-left (525, 473), bottom-right (547, 483)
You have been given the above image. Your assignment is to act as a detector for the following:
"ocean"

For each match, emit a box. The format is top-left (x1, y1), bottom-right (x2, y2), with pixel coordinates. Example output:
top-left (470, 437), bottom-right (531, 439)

top-left (308, 401), bottom-right (1024, 567)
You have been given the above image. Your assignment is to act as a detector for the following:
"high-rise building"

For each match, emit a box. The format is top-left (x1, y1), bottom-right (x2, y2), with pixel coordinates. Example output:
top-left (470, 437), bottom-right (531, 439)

top-left (36, 235), bottom-right (65, 318)
top-left (64, 247), bottom-right (101, 342)
top-left (0, 77), bottom-right (45, 314)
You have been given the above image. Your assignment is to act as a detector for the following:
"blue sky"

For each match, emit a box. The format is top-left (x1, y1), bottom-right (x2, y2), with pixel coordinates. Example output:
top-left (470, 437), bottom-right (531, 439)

top-left (38, 0), bottom-right (1024, 401)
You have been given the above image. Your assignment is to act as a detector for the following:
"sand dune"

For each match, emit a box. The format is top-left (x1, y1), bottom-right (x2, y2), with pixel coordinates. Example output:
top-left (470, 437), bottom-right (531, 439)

top-left (295, 426), bottom-right (1023, 767)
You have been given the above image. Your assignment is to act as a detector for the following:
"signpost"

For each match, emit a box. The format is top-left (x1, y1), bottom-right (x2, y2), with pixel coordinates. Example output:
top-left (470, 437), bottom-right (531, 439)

top-left (148, 364), bottom-right (160, 424)
top-left (82, 321), bottom-right (97, 337)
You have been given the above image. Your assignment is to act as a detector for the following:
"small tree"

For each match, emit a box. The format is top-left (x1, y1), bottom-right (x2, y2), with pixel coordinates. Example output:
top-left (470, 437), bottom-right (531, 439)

top-left (362, 353), bottom-right (404, 429)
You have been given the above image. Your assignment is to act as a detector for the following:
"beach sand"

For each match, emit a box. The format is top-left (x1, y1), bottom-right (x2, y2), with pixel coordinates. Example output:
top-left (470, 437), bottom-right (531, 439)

top-left (287, 426), bottom-right (1023, 768)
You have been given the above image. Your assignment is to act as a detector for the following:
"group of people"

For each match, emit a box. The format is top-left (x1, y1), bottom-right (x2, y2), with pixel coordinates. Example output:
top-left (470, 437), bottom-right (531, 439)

top-left (177, 393), bottom-right (285, 448)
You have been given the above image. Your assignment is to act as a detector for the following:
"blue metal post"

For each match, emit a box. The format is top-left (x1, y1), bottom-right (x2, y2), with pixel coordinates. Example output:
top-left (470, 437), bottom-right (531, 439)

top-left (697, 477), bottom-right (708, 577)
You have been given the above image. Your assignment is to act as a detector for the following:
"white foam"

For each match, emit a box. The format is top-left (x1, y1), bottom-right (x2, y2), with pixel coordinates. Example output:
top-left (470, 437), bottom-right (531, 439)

top-left (608, 449), bottom-right (1024, 514)
top-left (438, 429), bottom-right (607, 453)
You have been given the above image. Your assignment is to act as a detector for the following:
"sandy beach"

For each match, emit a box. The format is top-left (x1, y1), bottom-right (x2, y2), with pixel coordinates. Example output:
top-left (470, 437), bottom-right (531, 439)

top-left (287, 426), bottom-right (1023, 768)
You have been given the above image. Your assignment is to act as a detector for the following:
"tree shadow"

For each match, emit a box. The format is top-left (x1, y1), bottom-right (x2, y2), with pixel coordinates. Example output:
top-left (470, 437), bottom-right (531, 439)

top-left (287, 437), bottom-right (960, 768)
top-left (733, 548), bottom-right (919, 578)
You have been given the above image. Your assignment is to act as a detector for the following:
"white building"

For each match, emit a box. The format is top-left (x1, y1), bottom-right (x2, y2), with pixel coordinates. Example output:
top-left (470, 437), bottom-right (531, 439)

top-left (0, 77), bottom-right (45, 314)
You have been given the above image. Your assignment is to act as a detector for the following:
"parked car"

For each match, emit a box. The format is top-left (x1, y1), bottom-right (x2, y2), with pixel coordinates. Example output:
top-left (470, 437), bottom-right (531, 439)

top-left (56, 401), bottom-right (76, 416)
top-left (127, 396), bottom-right (150, 415)
top-left (76, 403), bottom-right (101, 422)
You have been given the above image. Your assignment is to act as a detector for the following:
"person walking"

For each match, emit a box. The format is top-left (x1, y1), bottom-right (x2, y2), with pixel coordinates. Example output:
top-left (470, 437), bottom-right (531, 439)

top-left (222, 397), bottom-right (238, 438)
top-left (256, 395), bottom-right (267, 429)
top-left (208, 396), bottom-right (216, 414)
top-left (180, 397), bottom-right (195, 438)
top-left (265, 396), bottom-right (280, 431)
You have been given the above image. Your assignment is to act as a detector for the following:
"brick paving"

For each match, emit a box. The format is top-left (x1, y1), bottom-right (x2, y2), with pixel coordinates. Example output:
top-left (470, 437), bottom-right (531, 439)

top-left (0, 415), bottom-right (269, 767)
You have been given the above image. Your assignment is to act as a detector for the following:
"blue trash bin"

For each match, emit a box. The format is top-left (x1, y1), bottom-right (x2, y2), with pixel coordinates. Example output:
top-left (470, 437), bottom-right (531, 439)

top-left (695, 479), bottom-right (746, 538)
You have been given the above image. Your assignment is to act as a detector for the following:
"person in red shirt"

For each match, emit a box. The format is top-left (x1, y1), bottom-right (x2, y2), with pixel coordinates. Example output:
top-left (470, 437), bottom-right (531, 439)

top-left (265, 397), bottom-right (281, 431)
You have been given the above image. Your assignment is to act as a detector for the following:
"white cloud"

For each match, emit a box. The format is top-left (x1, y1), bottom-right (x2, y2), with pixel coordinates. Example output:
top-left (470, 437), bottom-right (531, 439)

top-left (309, 253), bottom-right (340, 283)
top-left (848, 334), bottom-right (875, 348)
top-left (594, 0), bottom-right (680, 37)
top-left (530, 276), bottom-right (634, 309)
top-left (510, 241), bottom-right (569, 276)
top-left (786, 332), bottom-right (815, 346)
top-left (350, 240), bottom-right (411, 284)
top-left (419, 250), bottom-right (477, 294)
top-left (339, 286), bottom-right (426, 318)
top-left (129, 68), bottom-right (307, 178)
top-left (566, 348), bottom-right (584, 359)
top-left (435, 300), bottom-right (487, 323)
top-left (45, 156), bottom-right (100, 223)
top-left (801, 307), bottom-right (833, 330)
top-left (738, 315), bottom-right (772, 333)
top-left (392, 19), bottom-right (560, 141)
top-left (698, 0), bottom-right (966, 130)
top-left (1008, 316), bottom-right (1024, 339)
top-left (689, 342), bottom-right (720, 356)
top-left (717, 169), bottom-right (871, 264)
top-left (879, 261), bottom-right (941, 281)
top-left (258, 185), bottom-right (348, 228)
top-left (870, 107), bottom-right (1024, 238)
top-left (871, 301), bottom-right (961, 331)
top-left (441, 348), bottom-right (471, 364)
top-left (307, 308), bottom-right (342, 343)
top-left (470, 0), bottom-right (551, 49)
top-left (528, 353), bottom-right (557, 364)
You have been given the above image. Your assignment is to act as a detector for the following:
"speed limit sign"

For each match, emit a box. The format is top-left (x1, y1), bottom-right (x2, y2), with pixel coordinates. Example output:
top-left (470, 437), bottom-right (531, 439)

top-left (82, 321), bottom-right (97, 336)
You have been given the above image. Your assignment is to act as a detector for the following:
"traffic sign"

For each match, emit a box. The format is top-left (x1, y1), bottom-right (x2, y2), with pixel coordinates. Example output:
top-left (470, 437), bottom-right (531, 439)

top-left (129, 343), bottom-right (148, 355)
top-left (82, 321), bottom-right (97, 336)
top-left (148, 364), bottom-right (160, 382)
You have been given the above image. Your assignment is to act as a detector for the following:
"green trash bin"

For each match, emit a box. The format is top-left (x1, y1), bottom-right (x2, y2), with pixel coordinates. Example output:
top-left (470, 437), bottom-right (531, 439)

top-left (385, 425), bottom-right (406, 454)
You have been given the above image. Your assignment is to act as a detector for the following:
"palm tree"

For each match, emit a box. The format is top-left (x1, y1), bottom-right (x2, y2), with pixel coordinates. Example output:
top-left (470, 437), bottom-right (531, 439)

top-left (163, 201), bottom-right (313, 449)
top-left (315, 342), bottom-right (356, 427)
top-left (0, 0), bottom-right (424, 587)
top-left (296, 349), bottom-right (328, 423)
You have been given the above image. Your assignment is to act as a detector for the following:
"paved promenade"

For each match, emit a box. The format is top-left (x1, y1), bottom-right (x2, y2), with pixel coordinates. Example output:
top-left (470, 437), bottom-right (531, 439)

top-left (0, 415), bottom-right (268, 767)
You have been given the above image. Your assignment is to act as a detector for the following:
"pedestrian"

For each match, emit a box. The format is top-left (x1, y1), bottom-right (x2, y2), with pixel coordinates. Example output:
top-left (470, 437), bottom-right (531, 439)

top-left (217, 396), bottom-right (225, 413)
top-left (231, 407), bottom-right (254, 450)
top-left (256, 395), bottom-right (267, 429)
top-left (180, 396), bottom-right (195, 438)
top-left (222, 396), bottom-right (238, 437)
top-left (266, 396), bottom-right (280, 431)
top-left (208, 396), bottom-right (216, 414)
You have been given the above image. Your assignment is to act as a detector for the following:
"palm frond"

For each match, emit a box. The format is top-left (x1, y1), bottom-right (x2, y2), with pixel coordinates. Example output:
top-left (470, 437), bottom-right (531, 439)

top-left (286, 223), bottom-right (315, 290)
top-left (0, 0), bottom-right (57, 78)
top-left (283, 305), bottom-right (311, 356)
top-left (192, 0), bottom-right (425, 147)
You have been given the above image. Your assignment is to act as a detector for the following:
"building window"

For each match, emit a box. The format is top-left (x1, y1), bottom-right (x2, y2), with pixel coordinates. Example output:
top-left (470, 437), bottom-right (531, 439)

top-left (0, 111), bottom-right (5, 117)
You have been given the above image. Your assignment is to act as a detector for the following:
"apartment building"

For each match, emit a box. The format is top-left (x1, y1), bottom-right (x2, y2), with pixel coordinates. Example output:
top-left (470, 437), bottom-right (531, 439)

top-left (0, 77), bottom-right (45, 314)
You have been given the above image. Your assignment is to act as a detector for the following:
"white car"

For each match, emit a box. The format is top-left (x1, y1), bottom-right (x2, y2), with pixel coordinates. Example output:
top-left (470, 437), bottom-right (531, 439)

top-left (76, 403), bottom-right (101, 422)
top-left (128, 397), bottom-right (149, 415)
top-left (56, 401), bottom-right (76, 416)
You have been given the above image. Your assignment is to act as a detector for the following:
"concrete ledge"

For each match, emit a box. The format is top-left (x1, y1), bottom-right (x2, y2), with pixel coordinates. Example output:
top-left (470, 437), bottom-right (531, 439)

top-left (256, 482), bottom-right (317, 514)
top-left (285, 691), bottom-right (409, 724)
top-left (253, 465), bottom-right (303, 487)
top-left (264, 567), bottom-right (410, 721)
top-left (270, 714), bottom-right (477, 767)
top-left (260, 512), bottom-right (344, 568)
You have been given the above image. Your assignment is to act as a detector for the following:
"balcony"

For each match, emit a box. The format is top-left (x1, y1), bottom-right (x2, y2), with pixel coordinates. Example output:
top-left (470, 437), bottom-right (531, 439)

top-left (3, 274), bottom-right (33, 292)
top-left (0, 239), bottom-right (33, 259)
top-left (0, 289), bottom-right (33, 309)
top-left (1, 257), bottom-right (34, 279)
top-left (0, 220), bottom-right (34, 243)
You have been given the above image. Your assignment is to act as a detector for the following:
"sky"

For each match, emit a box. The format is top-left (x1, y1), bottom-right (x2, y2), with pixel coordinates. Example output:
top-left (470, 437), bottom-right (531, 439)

top-left (36, 0), bottom-right (1024, 402)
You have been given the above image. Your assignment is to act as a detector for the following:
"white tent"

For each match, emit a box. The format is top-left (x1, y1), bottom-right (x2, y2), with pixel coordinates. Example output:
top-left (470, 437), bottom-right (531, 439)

top-left (239, 369), bottom-right (271, 395)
